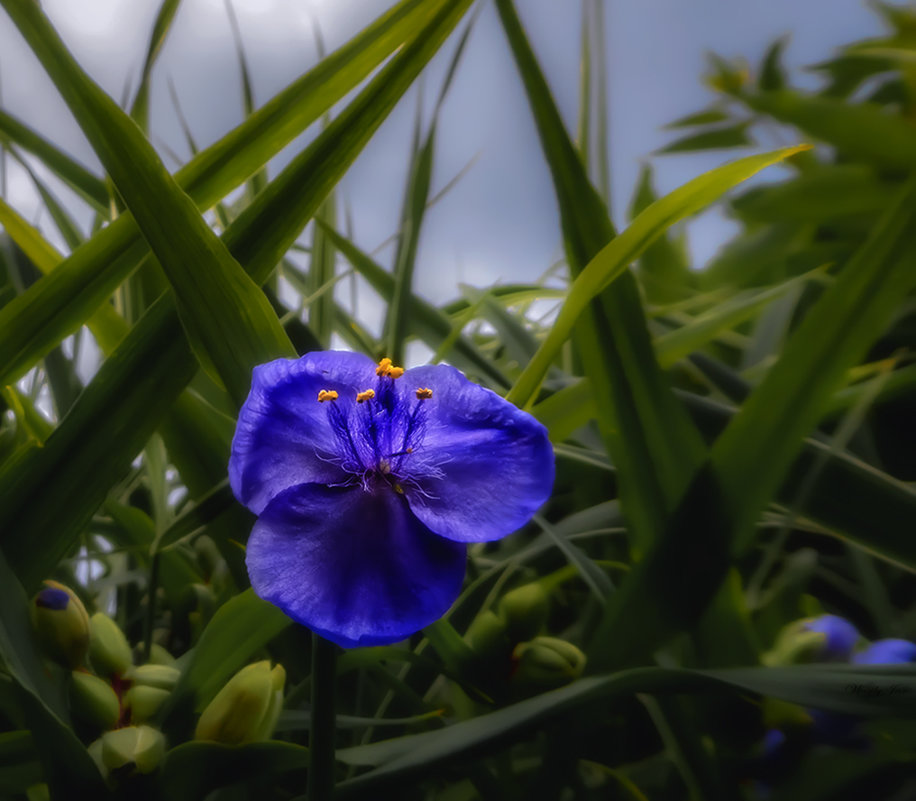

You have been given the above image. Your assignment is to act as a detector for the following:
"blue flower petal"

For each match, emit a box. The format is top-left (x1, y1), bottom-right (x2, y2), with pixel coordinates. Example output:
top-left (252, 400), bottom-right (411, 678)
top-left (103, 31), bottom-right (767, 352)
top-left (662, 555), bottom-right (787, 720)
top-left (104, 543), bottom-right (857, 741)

top-left (230, 351), bottom-right (378, 514)
top-left (801, 615), bottom-right (860, 661)
top-left (245, 483), bottom-right (466, 648)
top-left (852, 639), bottom-right (916, 665)
top-left (395, 364), bottom-right (554, 542)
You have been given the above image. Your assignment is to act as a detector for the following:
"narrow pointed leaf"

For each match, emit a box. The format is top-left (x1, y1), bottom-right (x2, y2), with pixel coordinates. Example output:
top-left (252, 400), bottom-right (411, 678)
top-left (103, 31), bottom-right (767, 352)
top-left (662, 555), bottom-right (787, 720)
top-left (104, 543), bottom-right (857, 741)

top-left (507, 145), bottom-right (809, 410)
top-left (129, 0), bottom-right (184, 130)
top-left (0, 108), bottom-right (108, 210)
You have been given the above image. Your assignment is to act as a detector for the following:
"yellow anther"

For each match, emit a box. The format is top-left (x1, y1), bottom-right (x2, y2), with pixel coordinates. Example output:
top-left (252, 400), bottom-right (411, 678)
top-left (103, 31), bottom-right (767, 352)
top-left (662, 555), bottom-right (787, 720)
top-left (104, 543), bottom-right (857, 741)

top-left (356, 389), bottom-right (376, 403)
top-left (317, 389), bottom-right (338, 403)
top-left (415, 387), bottom-right (433, 400)
top-left (376, 357), bottom-right (404, 378)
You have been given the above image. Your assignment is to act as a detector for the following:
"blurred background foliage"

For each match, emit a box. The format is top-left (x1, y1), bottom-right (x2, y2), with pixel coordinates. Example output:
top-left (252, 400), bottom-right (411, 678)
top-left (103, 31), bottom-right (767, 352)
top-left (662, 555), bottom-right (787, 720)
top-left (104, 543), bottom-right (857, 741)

top-left (0, 0), bottom-right (915, 799)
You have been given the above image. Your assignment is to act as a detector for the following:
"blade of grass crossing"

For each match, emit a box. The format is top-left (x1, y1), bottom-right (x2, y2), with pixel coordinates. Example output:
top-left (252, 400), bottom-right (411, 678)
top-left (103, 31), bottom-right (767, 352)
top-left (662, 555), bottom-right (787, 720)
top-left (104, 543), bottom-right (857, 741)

top-left (224, 0), bottom-right (267, 199)
top-left (13, 151), bottom-right (85, 250)
top-left (0, 195), bottom-right (125, 354)
top-left (385, 120), bottom-right (435, 364)
top-left (0, 108), bottom-right (108, 211)
top-left (0, 300), bottom-right (197, 587)
top-left (216, 0), bottom-right (474, 287)
top-left (384, 13), bottom-right (474, 364)
top-left (496, 0), bottom-right (710, 555)
top-left (589, 178), bottom-right (916, 672)
top-left (308, 194), bottom-right (338, 346)
top-left (129, 0), bottom-right (184, 130)
top-left (506, 145), bottom-right (809, 410)
top-left (0, 0), bottom-right (297, 405)
top-left (590, 0), bottom-right (611, 206)
top-left (317, 221), bottom-right (510, 388)
top-left (0, 0), bottom-right (454, 386)
top-left (714, 177), bottom-right (916, 554)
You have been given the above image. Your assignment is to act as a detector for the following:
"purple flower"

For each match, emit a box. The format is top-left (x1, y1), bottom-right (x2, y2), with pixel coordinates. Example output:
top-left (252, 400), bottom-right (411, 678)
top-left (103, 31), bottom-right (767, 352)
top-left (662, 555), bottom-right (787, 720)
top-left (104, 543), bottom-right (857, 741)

top-left (852, 639), bottom-right (916, 665)
top-left (230, 351), bottom-right (554, 648)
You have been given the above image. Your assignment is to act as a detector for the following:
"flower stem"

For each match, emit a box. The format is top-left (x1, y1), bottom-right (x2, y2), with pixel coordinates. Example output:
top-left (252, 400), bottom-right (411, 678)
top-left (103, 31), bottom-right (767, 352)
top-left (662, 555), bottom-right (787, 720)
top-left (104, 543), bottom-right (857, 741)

top-left (308, 632), bottom-right (337, 800)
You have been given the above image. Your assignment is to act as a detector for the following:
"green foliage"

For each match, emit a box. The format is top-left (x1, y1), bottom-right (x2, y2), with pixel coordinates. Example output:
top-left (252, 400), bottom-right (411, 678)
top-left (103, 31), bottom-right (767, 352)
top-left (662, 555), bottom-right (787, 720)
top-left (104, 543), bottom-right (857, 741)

top-left (1, 0), bottom-right (915, 799)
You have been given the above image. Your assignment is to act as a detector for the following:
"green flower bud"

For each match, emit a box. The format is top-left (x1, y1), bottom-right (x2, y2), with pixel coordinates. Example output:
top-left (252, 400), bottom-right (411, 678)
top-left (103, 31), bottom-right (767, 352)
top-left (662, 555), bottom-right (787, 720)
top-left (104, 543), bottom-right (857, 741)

top-left (30, 581), bottom-right (90, 668)
top-left (88, 613), bottom-right (133, 678)
top-left (87, 737), bottom-right (105, 777)
top-left (194, 536), bottom-right (225, 583)
top-left (146, 644), bottom-right (177, 668)
top-left (100, 725), bottom-right (165, 775)
top-left (124, 685), bottom-right (170, 724)
top-left (763, 615), bottom-right (860, 667)
top-left (127, 664), bottom-right (180, 691)
top-left (464, 610), bottom-right (510, 661)
top-left (511, 637), bottom-right (586, 693)
top-left (69, 670), bottom-right (120, 731)
top-left (762, 628), bottom-right (826, 667)
top-left (497, 583), bottom-right (549, 643)
top-left (195, 661), bottom-right (286, 745)
top-left (25, 783), bottom-right (49, 801)
top-left (761, 697), bottom-right (812, 730)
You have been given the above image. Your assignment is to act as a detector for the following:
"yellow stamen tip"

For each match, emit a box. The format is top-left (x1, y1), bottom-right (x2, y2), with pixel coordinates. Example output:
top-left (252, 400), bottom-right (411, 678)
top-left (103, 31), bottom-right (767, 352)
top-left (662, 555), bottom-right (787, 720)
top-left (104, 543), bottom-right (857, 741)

top-left (415, 387), bottom-right (433, 400)
top-left (356, 389), bottom-right (376, 403)
top-left (376, 357), bottom-right (404, 378)
top-left (317, 389), bottom-right (338, 403)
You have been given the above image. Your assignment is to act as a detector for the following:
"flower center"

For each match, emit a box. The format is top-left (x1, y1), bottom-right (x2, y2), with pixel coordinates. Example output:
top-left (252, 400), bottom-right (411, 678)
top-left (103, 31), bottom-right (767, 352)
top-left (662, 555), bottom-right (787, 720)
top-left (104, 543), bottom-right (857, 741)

top-left (316, 358), bottom-right (433, 493)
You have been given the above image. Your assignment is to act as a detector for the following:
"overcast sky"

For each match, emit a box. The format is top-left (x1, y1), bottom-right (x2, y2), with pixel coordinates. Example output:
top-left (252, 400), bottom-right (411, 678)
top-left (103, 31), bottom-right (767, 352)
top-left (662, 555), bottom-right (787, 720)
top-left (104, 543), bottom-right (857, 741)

top-left (0, 0), bottom-right (883, 317)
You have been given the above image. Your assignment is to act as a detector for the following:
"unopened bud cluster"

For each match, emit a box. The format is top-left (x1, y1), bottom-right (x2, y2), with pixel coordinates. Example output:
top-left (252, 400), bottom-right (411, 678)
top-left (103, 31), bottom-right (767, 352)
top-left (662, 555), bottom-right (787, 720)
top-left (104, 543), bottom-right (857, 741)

top-left (463, 580), bottom-right (586, 698)
top-left (29, 580), bottom-right (285, 786)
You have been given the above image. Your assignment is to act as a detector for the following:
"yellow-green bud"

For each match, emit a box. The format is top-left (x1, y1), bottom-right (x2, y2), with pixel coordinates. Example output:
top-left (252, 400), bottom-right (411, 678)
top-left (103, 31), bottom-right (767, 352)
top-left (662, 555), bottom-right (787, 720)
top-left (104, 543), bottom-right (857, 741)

top-left (69, 671), bottom-right (120, 730)
top-left (88, 613), bottom-right (132, 677)
top-left (30, 581), bottom-right (89, 668)
top-left (127, 664), bottom-right (180, 691)
top-left (100, 725), bottom-right (165, 775)
top-left (464, 610), bottom-right (510, 661)
top-left (194, 536), bottom-right (224, 583)
top-left (761, 697), bottom-right (812, 730)
top-left (25, 783), bottom-right (49, 801)
top-left (762, 628), bottom-right (826, 667)
top-left (763, 615), bottom-right (860, 666)
top-left (87, 737), bottom-right (105, 777)
top-left (146, 644), bottom-right (177, 668)
top-left (195, 661), bottom-right (286, 745)
top-left (511, 637), bottom-right (586, 692)
top-left (497, 583), bottom-right (549, 643)
top-left (124, 685), bottom-right (170, 724)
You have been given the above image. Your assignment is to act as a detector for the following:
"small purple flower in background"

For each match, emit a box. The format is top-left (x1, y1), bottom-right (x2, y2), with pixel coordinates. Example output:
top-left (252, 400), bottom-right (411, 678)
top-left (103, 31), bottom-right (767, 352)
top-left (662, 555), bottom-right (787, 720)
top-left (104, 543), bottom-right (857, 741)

top-left (852, 639), bottom-right (916, 665)
top-left (800, 614), bottom-right (860, 661)
top-left (230, 351), bottom-right (554, 648)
